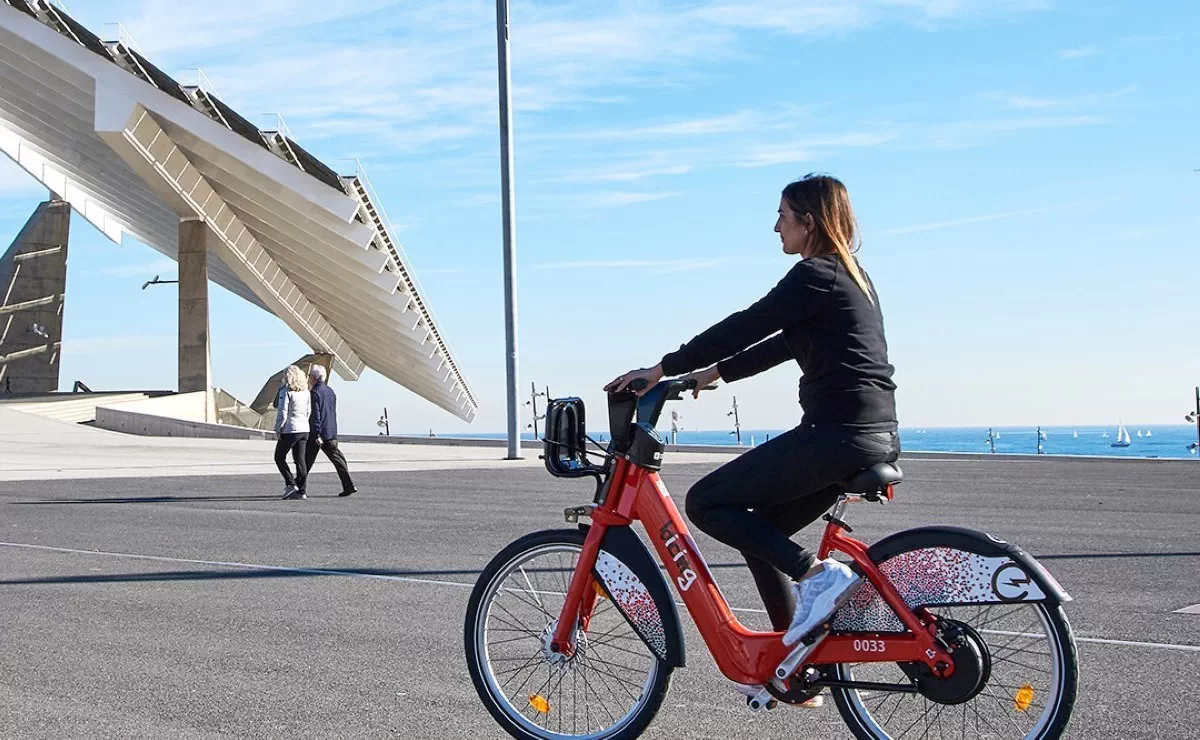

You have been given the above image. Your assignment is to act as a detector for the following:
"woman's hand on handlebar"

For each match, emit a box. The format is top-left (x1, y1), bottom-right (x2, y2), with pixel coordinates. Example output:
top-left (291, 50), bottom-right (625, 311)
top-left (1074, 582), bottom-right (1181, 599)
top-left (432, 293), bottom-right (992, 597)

top-left (679, 366), bottom-right (721, 398)
top-left (603, 363), bottom-right (664, 396)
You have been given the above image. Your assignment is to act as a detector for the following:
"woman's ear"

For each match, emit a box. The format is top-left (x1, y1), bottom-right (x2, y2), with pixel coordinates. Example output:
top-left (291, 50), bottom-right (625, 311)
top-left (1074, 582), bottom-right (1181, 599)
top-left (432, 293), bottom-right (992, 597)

top-left (802, 213), bottom-right (816, 233)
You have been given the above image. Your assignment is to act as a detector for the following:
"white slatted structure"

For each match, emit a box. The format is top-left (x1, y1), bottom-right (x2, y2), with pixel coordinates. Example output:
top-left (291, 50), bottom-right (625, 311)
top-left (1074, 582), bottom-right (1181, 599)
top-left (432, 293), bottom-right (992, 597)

top-left (0, 0), bottom-right (477, 421)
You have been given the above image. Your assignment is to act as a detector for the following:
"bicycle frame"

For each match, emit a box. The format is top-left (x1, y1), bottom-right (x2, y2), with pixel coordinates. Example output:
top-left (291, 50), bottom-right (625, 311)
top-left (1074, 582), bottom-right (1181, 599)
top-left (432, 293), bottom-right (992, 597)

top-left (551, 457), bottom-right (954, 686)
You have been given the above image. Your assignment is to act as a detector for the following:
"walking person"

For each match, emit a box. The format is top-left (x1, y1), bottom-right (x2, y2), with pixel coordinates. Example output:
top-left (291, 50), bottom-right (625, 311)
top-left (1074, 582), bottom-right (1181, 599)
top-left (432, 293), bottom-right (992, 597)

top-left (274, 364), bottom-right (311, 500)
top-left (305, 364), bottom-right (357, 496)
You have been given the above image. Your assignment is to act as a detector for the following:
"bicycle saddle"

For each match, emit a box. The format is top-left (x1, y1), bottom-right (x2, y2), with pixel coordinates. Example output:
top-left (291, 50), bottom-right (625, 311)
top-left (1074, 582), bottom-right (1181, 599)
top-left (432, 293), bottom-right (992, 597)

top-left (838, 462), bottom-right (903, 496)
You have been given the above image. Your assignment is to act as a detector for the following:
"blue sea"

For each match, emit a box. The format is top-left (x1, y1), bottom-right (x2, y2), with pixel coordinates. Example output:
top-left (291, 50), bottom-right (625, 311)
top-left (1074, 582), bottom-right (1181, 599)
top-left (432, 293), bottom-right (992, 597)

top-left (458, 425), bottom-right (1200, 460)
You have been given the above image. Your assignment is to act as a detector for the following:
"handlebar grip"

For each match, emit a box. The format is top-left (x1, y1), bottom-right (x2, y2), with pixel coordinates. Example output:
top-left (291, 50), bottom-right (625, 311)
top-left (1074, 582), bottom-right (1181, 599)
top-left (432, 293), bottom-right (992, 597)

top-left (627, 378), bottom-right (650, 392)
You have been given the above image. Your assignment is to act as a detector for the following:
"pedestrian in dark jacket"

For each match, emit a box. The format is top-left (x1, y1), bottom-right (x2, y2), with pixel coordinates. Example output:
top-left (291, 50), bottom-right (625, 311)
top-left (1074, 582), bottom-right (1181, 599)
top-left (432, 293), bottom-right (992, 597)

top-left (305, 364), bottom-right (357, 496)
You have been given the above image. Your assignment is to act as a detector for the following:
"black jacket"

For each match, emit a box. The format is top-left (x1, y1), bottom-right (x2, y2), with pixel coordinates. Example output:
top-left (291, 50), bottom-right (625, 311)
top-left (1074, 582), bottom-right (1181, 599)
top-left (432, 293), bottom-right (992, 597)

top-left (660, 254), bottom-right (897, 431)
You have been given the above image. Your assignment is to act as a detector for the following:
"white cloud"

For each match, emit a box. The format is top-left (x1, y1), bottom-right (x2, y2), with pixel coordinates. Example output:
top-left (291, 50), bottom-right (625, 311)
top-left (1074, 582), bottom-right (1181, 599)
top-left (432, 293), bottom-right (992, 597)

top-left (879, 198), bottom-right (1115, 236)
top-left (560, 162), bottom-right (693, 184)
top-left (61, 335), bottom-right (175, 355)
top-left (536, 258), bottom-right (729, 273)
top-left (928, 115), bottom-right (1110, 149)
top-left (738, 132), bottom-right (896, 168)
top-left (99, 259), bottom-right (177, 277)
top-left (987, 85), bottom-right (1136, 110)
top-left (573, 191), bottom-right (681, 208)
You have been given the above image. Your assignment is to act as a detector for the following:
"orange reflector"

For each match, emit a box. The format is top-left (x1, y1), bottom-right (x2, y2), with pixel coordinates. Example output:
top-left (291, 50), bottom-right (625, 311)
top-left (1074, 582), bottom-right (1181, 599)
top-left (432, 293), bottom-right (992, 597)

top-left (1014, 684), bottom-right (1035, 712)
top-left (529, 694), bottom-right (551, 714)
top-left (593, 581), bottom-right (608, 599)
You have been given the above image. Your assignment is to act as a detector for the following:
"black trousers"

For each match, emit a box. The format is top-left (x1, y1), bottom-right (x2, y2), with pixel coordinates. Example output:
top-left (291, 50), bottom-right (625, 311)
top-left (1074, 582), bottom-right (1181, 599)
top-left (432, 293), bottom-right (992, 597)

top-left (274, 433), bottom-right (309, 491)
top-left (305, 438), bottom-right (354, 491)
top-left (685, 425), bottom-right (899, 630)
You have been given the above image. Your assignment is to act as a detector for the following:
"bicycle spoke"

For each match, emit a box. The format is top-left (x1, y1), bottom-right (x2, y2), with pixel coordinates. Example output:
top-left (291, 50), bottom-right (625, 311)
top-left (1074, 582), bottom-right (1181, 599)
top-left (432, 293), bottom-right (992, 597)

top-left (476, 541), bottom-right (659, 738)
top-left (839, 601), bottom-right (1068, 740)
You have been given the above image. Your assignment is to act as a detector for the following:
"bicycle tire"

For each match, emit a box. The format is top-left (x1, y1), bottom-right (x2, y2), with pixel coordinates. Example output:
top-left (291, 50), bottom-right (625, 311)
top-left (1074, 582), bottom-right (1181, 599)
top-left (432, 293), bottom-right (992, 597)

top-left (465, 529), bottom-right (673, 739)
top-left (831, 559), bottom-right (1078, 740)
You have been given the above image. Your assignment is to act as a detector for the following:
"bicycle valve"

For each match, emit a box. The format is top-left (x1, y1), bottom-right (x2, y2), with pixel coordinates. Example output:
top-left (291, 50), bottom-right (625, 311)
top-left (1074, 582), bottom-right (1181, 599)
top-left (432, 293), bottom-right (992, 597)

top-left (775, 631), bottom-right (829, 680)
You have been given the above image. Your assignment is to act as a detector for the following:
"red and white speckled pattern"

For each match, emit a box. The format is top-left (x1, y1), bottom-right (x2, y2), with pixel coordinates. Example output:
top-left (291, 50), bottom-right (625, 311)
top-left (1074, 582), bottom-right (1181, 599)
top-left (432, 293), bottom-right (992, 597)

top-left (832, 548), bottom-right (1047, 633)
top-left (594, 551), bottom-right (667, 660)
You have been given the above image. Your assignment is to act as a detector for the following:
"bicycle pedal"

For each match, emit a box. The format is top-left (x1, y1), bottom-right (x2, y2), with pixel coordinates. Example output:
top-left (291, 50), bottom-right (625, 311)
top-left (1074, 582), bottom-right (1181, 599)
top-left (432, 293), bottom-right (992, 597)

top-left (747, 686), bottom-right (777, 713)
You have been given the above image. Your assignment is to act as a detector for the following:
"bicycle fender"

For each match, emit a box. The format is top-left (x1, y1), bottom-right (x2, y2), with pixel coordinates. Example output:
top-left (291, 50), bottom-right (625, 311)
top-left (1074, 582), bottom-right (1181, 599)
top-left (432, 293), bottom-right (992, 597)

top-left (832, 526), bottom-right (1071, 634)
top-left (589, 525), bottom-right (686, 667)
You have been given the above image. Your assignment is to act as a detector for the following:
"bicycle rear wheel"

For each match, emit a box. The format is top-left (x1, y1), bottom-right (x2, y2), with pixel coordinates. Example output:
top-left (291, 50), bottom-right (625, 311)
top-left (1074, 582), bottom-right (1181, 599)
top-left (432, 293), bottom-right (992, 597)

top-left (831, 601), bottom-right (1078, 739)
top-left (464, 529), bottom-right (672, 740)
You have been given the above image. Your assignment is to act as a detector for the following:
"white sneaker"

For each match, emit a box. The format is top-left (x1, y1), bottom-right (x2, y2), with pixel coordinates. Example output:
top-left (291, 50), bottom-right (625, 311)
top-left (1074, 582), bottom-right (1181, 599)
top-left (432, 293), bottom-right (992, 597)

top-left (783, 559), bottom-right (860, 646)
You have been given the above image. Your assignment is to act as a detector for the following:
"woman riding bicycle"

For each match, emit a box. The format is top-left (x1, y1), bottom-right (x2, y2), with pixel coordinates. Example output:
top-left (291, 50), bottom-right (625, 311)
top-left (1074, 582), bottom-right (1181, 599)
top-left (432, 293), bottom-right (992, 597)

top-left (605, 174), bottom-right (899, 687)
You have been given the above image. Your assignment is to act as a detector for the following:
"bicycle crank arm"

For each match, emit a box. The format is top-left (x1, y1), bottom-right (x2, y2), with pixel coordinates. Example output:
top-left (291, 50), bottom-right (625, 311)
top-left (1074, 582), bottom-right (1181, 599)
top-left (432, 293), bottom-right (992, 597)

top-left (775, 632), bottom-right (829, 680)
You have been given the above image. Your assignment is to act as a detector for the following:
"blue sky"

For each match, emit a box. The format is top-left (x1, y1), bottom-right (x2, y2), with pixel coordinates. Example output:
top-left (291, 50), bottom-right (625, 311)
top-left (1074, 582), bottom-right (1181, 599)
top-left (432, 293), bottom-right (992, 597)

top-left (1, 0), bottom-right (1197, 434)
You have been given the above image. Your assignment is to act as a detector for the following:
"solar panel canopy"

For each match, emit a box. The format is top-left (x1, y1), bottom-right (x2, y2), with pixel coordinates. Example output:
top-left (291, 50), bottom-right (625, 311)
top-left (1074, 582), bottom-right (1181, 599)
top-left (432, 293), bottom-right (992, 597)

top-left (0, 0), bottom-right (478, 421)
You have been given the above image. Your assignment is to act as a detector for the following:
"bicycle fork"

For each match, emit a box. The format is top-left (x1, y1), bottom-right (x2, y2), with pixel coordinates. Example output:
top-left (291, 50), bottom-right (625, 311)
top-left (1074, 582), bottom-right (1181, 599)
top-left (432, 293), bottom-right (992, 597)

top-left (548, 512), bottom-right (624, 656)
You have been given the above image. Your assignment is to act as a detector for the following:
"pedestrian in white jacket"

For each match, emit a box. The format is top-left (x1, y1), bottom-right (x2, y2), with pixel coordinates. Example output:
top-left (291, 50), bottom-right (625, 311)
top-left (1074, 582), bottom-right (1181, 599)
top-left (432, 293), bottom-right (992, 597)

top-left (274, 365), bottom-right (312, 499)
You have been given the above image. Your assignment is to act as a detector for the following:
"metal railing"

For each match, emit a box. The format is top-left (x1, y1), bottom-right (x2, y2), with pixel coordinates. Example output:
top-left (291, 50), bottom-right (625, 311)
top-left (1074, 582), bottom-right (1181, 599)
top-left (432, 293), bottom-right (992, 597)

top-left (179, 68), bottom-right (222, 98)
top-left (99, 21), bottom-right (142, 54)
top-left (345, 158), bottom-right (476, 409)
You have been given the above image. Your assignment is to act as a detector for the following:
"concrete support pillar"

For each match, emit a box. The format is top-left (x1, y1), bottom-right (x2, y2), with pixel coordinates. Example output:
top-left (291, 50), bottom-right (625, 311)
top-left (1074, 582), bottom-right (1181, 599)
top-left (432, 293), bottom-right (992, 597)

top-left (178, 218), bottom-right (213, 421)
top-left (0, 198), bottom-right (70, 394)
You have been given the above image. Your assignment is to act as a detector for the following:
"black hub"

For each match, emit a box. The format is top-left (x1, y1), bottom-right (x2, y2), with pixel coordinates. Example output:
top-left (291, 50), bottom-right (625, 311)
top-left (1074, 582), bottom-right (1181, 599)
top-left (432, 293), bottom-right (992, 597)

top-left (767, 673), bottom-right (823, 705)
top-left (900, 620), bottom-right (991, 705)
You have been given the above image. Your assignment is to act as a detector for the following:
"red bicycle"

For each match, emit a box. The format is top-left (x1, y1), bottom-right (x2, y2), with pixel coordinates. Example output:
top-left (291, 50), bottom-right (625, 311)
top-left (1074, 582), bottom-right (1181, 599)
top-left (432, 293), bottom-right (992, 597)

top-left (465, 379), bottom-right (1078, 739)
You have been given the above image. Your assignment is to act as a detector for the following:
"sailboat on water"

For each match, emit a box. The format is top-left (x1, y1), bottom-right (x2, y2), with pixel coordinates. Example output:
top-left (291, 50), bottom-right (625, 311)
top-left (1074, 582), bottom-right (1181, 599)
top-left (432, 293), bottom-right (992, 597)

top-left (1111, 422), bottom-right (1132, 448)
top-left (1146, 429), bottom-right (1153, 437)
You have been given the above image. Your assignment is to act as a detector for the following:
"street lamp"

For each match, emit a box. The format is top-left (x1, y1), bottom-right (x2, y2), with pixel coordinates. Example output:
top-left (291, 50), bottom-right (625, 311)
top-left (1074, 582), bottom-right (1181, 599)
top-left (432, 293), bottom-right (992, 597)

top-left (1186, 386), bottom-right (1200, 455)
top-left (495, 0), bottom-right (521, 460)
top-left (524, 382), bottom-right (547, 439)
top-left (141, 274), bottom-right (178, 290)
top-left (377, 407), bottom-right (390, 436)
top-left (727, 396), bottom-right (742, 445)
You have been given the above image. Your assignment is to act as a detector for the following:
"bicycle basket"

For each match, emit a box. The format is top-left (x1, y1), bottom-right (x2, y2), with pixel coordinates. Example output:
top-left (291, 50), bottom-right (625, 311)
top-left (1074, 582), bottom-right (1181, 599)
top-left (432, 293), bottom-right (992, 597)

top-left (544, 397), bottom-right (592, 478)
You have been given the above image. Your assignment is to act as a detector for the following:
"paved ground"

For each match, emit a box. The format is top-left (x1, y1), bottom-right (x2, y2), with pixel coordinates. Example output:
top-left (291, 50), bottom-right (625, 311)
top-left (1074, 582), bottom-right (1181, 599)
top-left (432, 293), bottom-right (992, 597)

top-left (1, 451), bottom-right (1198, 738)
top-left (0, 405), bottom-right (747, 482)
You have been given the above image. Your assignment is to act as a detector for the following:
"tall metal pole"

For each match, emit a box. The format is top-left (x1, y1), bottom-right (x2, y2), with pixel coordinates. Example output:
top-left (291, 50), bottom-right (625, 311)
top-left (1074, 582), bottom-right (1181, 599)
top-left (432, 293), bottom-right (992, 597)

top-left (496, 0), bottom-right (521, 459)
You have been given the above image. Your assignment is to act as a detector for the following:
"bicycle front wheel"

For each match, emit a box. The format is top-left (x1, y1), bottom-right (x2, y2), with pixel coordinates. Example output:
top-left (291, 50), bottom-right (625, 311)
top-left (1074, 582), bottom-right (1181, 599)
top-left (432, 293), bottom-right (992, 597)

top-left (464, 529), bottom-right (672, 740)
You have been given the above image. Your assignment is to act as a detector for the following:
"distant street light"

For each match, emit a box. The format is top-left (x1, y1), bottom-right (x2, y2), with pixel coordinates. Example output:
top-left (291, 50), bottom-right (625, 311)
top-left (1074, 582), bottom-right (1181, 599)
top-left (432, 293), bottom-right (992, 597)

top-left (377, 407), bottom-right (390, 436)
top-left (1186, 386), bottom-right (1200, 456)
top-left (524, 382), bottom-right (548, 439)
top-left (141, 274), bottom-right (178, 290)
top-left (727, 396), bottom-right (742, 445)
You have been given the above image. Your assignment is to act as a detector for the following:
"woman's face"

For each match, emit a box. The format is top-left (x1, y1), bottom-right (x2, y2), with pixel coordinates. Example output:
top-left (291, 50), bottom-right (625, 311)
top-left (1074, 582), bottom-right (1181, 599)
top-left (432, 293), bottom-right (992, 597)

top-left (775, 197), bottom-right (814, 256)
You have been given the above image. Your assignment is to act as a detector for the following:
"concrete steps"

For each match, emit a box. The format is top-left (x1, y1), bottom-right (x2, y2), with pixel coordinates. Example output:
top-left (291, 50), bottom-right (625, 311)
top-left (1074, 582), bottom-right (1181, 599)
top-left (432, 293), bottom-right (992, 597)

top-left (3, 392), bottom-right (152, 423)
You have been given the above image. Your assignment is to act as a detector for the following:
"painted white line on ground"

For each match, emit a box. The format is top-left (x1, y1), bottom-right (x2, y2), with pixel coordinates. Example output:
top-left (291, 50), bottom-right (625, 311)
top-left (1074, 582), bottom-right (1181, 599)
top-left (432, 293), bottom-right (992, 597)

top-left (981, 628), bottom-right (1200, 653)
top-left (1175, 604), bottom-right (1200, 615)
top-left (4, 541), bottom-right (1199, 654)
top-left (0, 541), bottom-right (474, 590)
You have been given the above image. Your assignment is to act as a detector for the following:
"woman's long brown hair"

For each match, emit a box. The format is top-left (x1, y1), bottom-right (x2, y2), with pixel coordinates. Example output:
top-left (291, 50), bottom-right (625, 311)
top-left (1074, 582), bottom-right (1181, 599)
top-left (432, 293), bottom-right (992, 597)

top-left (782, 174), bottom-right (874, 304)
